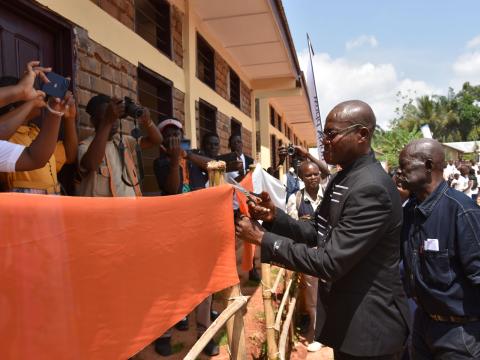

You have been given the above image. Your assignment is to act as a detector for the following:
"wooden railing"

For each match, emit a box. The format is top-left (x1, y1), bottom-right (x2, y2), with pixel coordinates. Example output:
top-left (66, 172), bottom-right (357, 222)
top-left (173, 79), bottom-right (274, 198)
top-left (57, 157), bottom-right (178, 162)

top-left (263, 265), bottom-right (298, 360)
top-left (184, 161), bottom-right (248, 360)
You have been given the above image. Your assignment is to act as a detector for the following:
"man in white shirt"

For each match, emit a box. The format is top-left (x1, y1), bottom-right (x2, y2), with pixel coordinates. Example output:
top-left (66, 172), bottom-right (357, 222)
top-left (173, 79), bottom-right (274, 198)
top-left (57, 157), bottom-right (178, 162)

top-left (443, 160), bottom-right (457, 181)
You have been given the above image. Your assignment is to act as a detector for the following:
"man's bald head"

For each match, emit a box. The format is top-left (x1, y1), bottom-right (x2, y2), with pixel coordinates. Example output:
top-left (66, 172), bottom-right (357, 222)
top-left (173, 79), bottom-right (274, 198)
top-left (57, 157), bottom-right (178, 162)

top-left (400, 138), bottom-right (445, 171)
top-left (398, 138), bottom-right (446, 198)
top-left (327, 100), bottom-right (376, 135)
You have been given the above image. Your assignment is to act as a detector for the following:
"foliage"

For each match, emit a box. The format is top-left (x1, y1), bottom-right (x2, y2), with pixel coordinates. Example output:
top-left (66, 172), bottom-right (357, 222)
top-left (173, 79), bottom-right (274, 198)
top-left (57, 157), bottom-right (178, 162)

top-left (373, 82), bottom-right (480, 167)
top-left (372, 125), bottom-right (421, 168)
top-left (394, 82), bottom-right (480, 142)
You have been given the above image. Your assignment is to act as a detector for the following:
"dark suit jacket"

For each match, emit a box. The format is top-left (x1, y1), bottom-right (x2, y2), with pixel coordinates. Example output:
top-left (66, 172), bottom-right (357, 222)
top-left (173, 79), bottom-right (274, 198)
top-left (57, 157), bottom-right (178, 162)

top-left (261, 152), bottom-right (410, 356)
top-left (217, 152), bottom-right (253, 172)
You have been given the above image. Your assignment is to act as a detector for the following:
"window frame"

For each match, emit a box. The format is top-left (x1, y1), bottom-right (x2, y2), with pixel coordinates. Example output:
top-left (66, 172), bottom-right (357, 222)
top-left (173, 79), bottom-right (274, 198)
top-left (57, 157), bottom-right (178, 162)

top-left (229, 68), bottom-right (241, 108)
top-left (196, 33), bottom-right (216, 90)
top-left (137, 63), bottom-right (174, 123)
top-left (198, 99), bottom-right (217, 140)
top-left (134, 0), bottom-right (172, 59)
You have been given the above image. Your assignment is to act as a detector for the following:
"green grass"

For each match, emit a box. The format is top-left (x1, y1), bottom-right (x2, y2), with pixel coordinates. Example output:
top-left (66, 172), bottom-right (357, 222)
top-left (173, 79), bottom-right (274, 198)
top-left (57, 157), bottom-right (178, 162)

top-left (218, 329), bottom-right (228, 346)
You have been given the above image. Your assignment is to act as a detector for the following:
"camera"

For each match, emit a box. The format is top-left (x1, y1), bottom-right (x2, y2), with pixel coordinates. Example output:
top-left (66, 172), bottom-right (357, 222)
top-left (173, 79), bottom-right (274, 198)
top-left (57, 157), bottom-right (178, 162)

top-left (124, 96), bottom-right (144, 118)
top-left (287, 144), bottom-right (296, 156)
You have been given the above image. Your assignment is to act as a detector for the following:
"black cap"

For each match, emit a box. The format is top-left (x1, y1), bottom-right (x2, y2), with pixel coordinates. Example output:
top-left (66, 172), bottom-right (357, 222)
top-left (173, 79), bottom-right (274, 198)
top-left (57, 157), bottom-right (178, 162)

top-left (86, 94), bottom-right (111, 117)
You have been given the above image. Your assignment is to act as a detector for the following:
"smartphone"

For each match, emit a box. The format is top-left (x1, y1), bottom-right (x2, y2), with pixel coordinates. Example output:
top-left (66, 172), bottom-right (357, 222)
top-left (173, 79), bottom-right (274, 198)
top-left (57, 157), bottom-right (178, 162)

top-left (41, 72), bottom-right (70, 99)
top-left (180, 138), bottom-right (191, 151)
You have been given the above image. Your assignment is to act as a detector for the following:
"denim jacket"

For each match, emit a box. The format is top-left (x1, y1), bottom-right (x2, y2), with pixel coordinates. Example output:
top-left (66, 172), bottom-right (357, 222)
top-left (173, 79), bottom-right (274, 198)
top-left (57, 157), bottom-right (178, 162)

top-left (401, 181), bottom-right (480, 317)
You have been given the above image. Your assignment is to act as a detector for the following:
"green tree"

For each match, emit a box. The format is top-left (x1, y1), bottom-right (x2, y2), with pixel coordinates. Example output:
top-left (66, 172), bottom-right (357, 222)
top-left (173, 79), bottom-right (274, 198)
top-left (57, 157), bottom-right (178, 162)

top-left (394, 83), bottom-right (480, 142)
top-left (372, 125), bottom-right (421, 169)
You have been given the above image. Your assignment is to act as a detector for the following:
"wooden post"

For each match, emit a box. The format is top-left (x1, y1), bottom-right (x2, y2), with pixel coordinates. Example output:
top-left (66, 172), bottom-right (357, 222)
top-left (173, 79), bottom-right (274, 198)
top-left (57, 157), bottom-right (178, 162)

top-left (278, 297), bottom-right (297, 360)
top-left (184, 296), bottom-right (249, 360)
top-left (262, 263), bottom-right (279, 359)
top-left (208, 161), bottom-right (247, 360)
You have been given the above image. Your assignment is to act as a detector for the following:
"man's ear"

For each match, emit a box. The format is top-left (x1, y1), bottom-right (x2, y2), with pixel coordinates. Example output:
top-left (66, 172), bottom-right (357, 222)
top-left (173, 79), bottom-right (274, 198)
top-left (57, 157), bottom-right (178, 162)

top-left (358, 127), bottom-right (370, 143)
top-left (425, 159), bottom-right (433, 172)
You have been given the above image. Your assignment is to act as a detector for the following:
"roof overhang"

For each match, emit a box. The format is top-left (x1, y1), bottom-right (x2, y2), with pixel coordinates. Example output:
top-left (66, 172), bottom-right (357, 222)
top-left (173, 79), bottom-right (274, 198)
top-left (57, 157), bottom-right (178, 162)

top-left (190, 0), bottom-right (315, 143)
top-left (191, 0), bottom-right (300, 81)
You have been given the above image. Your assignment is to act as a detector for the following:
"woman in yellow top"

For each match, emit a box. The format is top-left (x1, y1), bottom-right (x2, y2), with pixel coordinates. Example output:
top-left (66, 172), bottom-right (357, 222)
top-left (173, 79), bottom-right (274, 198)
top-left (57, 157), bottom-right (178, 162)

top-left (0, 76), bottom-right (78, 194)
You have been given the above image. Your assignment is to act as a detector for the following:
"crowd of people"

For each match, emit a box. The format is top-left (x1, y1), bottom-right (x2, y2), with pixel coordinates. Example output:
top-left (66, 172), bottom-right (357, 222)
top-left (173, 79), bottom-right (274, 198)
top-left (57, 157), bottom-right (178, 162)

top-left (443, 159), bottom-right (480, 203)
top-left (1, 63), bottom-right (479, 360)
top-left (0, 61), bottom-right (279, 357)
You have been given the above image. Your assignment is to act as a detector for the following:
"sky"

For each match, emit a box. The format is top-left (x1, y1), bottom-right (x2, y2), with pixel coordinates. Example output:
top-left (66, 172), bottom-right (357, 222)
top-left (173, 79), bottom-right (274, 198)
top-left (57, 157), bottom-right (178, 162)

top-left (283, 0), bottom-right (480, 128)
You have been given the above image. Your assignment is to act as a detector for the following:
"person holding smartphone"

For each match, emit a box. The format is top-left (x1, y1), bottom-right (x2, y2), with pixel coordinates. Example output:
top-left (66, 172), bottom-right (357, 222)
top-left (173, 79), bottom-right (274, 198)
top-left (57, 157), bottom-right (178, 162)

top-left (0, 75), bottom-right (77, 195)
top-left (0, 61), bottom-right (66, 173)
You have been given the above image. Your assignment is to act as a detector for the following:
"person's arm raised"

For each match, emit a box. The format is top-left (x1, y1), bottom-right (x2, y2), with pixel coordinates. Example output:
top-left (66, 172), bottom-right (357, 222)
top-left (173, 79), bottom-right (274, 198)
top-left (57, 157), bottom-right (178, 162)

top-left (0, 61), bottom-right (51, 108)
top-left (61, 92), bottom-right (78, 164)
top-left (294, 145), bottom-right (330, 178)
top-left (0, 95), bottom-right (44, 140)
top-left (80, 99), bottom-right (122, 172)
top-left (161, 136), bottom-right (182, 194)
top-left (15, 95), bottom-right (68, 171)
top-left (137, 108), bottom-right (163, 149)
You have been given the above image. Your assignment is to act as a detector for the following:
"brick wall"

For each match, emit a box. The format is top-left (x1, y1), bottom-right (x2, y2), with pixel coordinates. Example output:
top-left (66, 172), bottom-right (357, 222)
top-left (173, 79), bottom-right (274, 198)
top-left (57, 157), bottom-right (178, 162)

top-left (74, 27), bottom-right (138, 140)
top-left (241, 127), bottom-right (253, 158)
top-left (240, 80), bottom-right (251, 116)
top-left (90, 0), bottom-right (134, 29)
top-left (173, 88), bottom-right (185, 125)
top-left (213, 52), bottom-right (252, 118)
top-left (216, 112), bottom-right (230, 155)
top-left (214, 52), bottom-right (229, 100)
top-left (171, 5), bottom-right (184, 68)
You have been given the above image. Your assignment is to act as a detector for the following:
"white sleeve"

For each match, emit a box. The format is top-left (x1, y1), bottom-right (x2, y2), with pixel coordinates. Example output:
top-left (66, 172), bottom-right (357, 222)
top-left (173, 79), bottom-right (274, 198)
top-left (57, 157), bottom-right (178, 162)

top-left (0, 140), bottom-right (25, 172)
top-left (286, 193), bottom-right (299, 220)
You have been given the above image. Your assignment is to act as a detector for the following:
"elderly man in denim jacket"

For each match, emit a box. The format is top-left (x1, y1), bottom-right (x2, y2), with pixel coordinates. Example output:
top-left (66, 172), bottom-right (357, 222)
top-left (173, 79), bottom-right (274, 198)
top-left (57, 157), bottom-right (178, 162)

top-left (398, 138), bottom-right (480, 359)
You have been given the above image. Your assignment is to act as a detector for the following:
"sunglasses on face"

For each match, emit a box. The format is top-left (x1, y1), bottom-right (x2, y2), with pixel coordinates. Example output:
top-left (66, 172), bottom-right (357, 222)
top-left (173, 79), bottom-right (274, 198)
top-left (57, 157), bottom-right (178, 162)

top-left (322, 123), bottom-right (364, 143)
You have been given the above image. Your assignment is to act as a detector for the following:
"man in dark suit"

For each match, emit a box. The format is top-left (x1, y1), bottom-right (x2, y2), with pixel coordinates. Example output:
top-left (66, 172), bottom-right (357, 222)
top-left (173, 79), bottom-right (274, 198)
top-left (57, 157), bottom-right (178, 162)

top-left (236, 100), bottom-right (410, 359)
top-left (218, 134), bottom-right (254, 181)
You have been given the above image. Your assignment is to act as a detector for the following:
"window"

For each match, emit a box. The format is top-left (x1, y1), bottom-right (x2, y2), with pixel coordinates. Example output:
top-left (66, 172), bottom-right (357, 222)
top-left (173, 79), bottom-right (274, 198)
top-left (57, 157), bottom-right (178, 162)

top-left (277, 115), bottom-right (282, 133)
top-left (229, 68), bottom-right (240, 107)
top-left (287, 127), bottom-right (291, 141)
top-left (271, 134), bottom-right (277, 167)
top-left (231, 118), bottom-right (241, 137)
top-left (137, 65), bottom-right (173, 195)
top-left (135, 0), bottom-right (171, 57)
top-left (198, 100), bottom-right (217, 141)
top-left (197, 34), bottom-right (215, 89)
top-left (270, 106), bottom-right (275, 126)
top-left (138, 66), bottom-right (173, 122)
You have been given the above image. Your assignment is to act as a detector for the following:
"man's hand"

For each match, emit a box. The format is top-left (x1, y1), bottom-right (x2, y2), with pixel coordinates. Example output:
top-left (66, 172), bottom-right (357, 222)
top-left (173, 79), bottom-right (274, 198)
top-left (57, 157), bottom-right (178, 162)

top-left (293, 145), bottom-right (309, 158)
top-left (18, 61), bottom-right (51, 101)
top-left (138, 108), bottom-right (153, 128)
top-left (235, 216), bottom-right (265, 245)
top-left (226, 159), bottom-right (244, 172)
top-left (48, 92), bottom-right (73, 115)
top-left (248, 191), bottom-right (276, 222)
top-left (165, 136), bottom-right (185, 160)
top-left (28, 91), bottom-right (47, 110)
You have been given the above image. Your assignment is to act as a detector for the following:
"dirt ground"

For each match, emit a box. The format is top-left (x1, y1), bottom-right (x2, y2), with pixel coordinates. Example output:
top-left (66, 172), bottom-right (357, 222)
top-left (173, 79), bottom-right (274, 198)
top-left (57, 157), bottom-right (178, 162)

top-left (131, 277), bottom-right (333, 360)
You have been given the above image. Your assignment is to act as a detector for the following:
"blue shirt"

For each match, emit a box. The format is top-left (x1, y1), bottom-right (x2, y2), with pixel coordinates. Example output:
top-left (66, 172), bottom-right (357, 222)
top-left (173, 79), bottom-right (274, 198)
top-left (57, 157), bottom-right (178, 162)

top-left (401, 181), bottom-right (480, 317)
